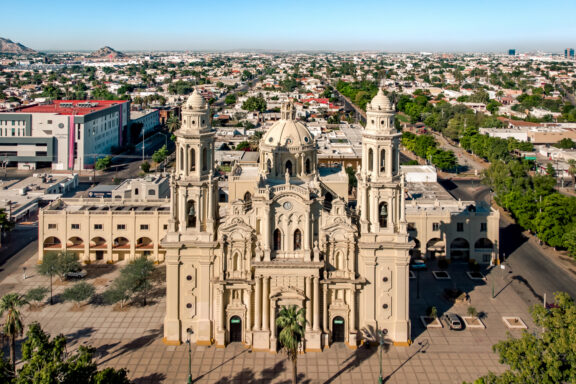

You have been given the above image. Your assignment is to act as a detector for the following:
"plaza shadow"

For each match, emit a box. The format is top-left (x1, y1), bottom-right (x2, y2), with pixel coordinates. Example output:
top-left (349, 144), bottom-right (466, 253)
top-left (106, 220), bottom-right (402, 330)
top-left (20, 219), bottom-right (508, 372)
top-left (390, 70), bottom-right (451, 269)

top-left (133, 372), bottom-right (166, 383)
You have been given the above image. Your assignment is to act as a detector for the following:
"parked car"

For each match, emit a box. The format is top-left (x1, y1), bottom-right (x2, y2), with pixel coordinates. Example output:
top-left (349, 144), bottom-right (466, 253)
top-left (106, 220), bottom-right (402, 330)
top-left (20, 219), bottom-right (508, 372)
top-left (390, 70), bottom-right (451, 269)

top-left (65, 269), bottom-right (87, 279)
top-left (443, 312), bottom-right (463, 330)
top-left (410, 259), bottom-right (427, 271)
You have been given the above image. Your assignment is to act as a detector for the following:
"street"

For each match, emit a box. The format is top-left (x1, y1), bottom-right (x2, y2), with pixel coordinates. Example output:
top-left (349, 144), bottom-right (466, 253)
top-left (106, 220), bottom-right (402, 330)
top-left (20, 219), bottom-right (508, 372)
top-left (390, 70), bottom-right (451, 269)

top-left (441, 178), bottom-right (576, 306)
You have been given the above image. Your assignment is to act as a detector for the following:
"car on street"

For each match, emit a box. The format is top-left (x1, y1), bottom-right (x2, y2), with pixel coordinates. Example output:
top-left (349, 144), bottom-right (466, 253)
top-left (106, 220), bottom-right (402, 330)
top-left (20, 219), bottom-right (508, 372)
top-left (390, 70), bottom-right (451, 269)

top-left (443, 312), bottom-right (463, 330)
top-left (65, 269), bottom-right (87, 279)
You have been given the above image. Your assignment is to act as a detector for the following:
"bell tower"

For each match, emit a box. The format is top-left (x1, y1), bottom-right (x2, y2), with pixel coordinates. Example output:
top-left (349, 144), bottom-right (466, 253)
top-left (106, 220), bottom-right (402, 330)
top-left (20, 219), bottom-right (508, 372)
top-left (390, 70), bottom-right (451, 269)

top-left (163, 89), bottom-right (219, 346)
top-left (357, 89), bottom-right (412, 345)
top-left (168, 89), bottom-right (218, 241)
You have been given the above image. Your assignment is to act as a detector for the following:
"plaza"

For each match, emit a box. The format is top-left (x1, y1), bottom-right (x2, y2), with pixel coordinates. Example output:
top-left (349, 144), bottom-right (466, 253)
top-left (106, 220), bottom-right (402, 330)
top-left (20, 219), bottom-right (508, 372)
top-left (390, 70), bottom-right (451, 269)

top-left (0, 246), bottom-right (534, 383)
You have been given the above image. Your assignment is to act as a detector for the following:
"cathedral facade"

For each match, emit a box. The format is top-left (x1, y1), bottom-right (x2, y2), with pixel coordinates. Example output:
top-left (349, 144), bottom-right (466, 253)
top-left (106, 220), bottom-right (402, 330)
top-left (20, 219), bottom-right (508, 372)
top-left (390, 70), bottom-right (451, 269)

top-left (162, 89), bottom-right (412, 351)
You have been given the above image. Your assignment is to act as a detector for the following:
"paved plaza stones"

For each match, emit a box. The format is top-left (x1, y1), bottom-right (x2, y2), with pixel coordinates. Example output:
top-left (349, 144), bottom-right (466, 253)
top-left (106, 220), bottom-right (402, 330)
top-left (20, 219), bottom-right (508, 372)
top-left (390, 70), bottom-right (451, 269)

top-left (0, 251), bottom-right (535, 383)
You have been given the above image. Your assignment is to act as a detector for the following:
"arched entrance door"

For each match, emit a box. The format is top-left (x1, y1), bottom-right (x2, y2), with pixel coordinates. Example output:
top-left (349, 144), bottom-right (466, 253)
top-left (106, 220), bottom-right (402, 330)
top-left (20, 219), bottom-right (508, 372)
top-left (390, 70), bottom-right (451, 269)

top-left (229, 316), bottom-right (242, 343)
top-left (332, 316), bottom-right (345, 342)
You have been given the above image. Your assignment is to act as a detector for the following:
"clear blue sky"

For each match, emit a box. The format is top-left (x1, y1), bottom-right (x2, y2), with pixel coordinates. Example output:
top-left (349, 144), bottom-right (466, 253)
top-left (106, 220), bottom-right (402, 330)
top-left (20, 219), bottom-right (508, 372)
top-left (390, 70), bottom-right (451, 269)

top-left (2, 0), bottom-right (575, 52)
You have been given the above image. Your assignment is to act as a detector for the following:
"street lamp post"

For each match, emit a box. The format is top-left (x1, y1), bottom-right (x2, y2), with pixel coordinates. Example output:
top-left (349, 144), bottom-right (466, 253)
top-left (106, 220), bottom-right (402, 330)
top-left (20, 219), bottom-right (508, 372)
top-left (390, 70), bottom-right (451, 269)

top-left (186, 328), bottom-right (193, 384)
top-left (377, 328), bottom-right (388, 384)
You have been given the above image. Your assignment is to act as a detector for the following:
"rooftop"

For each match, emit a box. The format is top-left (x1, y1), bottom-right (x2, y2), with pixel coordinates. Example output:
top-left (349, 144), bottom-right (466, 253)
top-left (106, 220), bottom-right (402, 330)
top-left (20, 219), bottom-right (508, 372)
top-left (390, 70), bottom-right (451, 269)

top-left (13, 100), bottom-right (128, 116)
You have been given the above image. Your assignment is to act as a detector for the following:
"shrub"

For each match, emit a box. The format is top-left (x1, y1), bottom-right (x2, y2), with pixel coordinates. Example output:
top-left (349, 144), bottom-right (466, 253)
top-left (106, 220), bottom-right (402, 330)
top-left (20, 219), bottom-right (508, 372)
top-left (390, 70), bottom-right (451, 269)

top-left (62, 282), bottom-right (95, 307)
top-left (426, 306), bottom-right (438, 318)
top-left (467, 306), bottom-right (478, 317)
top-left (26, 287), bottom-right (48, 306)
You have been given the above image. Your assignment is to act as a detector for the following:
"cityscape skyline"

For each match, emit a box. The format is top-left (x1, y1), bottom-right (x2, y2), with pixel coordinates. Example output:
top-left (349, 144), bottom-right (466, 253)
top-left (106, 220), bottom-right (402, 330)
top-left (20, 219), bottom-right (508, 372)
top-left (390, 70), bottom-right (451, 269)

top-left (2, 0), bottom-right (575, 53)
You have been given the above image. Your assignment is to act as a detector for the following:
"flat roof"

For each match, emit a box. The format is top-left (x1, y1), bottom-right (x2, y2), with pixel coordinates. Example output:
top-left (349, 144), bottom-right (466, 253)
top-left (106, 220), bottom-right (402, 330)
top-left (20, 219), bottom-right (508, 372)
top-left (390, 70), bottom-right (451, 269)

top-left (14, 100), bottom-right (127, 116)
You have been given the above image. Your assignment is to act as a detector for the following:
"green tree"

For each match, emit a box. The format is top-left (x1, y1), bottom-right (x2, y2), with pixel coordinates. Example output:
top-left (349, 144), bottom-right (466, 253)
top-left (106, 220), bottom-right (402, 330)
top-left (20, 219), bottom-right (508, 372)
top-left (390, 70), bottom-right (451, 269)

top-left (242, 95), bottom-right (267, 113)
top-left (276, 305), bottom-right (306, 384)
top-left (166, 113), bottom-right (180, 132)
top-left (62, 282), bottom-right (95, 308)
top-left (545, 163), bottom-right (556, 177)
top-left (38, 251), bottom-right (81, 283)
top-left (141, 161), bottom-right (151, 173)
top-left (15, 322), bottom-right (131, 384)
top-left (470, 292), bottom-right (576, 384)
top-left (224, 94), bottom-right (237, 105)
top-left (567, 159), bottom-right (576, 188)
top-left (0, 293), bottom-right (28, 371)
top-left (235, 141), bottom-right (252, 151)
top-left (0, 208), bottom-right (14, 234)
top-left (152, 145), bottom-right (168, 164)
top-left (25, 287), bottom-right (48, 307)
top-left (105, 256), bottom-right (155, 308)
top-left (562, 226), bottom-right (576, 258)
top-left (94, 155), bottom-right (112, 171)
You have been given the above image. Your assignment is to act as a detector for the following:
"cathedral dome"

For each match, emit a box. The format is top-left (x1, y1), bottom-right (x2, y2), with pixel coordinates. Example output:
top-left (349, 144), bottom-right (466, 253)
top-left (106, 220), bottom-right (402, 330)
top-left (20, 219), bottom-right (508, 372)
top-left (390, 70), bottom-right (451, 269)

top-left (262, 102), bottom-right (313, 148)
top-left (185, 89), bottom-right (206, 110)
top-left (368, 88), bottom-right (392, 111)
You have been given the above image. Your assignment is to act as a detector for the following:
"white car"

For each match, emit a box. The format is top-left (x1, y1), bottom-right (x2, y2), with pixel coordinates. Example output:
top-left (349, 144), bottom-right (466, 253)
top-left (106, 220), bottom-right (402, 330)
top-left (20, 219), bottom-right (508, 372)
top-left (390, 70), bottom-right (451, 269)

top-left (65, 270), bottom-right (87, 278)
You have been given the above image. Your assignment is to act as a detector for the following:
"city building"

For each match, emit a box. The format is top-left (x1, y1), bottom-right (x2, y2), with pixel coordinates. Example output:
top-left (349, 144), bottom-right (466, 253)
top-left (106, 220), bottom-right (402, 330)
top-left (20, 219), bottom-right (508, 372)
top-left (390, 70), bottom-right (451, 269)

top-left (130, 109), bottom-right (160, 137)
top-left (0, 100), bottom-right (129, 170)
top-left (38, 198), bottom-right (170, 263)
top-left (162, 90), bottom-right (412, 351)
top-left (0, 173), bottom-right (78, 221)
top-left (565, 48), bottom-right (575, 59)
top-left (508, 49), bottom-right (516, 56)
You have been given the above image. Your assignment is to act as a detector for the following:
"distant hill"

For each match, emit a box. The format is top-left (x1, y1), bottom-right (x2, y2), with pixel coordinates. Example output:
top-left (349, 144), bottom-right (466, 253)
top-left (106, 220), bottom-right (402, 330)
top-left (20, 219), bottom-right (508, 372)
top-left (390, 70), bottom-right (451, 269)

top-left (0, 37), bottom-right (37, 54)
top-left (89, 46), bottom-right (125, 58)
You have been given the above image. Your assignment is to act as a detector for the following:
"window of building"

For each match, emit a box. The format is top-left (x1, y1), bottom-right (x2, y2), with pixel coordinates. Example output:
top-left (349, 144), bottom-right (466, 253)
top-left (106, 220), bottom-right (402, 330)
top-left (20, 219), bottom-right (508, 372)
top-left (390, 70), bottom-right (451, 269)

top-left (202, 148), bottom-right (208, 171)
top-left (47, 120), bottom-right (52, 124)
top-left (378, 202), bottom-right (388, 228)
top-left (432, 222), bottom-right (440, 231)
top-left (71, 224), bottom-right (80, 230)
top-left (480, 223), bottom-right (487, 232)
top-left (94, 224), bottom-right (103, 230)
top-left (117, 224), bottom-right (126, 230)
top-left (48, 224), bottom-right (57, 229)
top-left (163, 224), bottom-right (168, 230)
top-left (457, 222), bottom-right (464, 232)
top-left (134, 188), bottom-right (139, 195)
top-left (368, 148), bottom-right (374, 171)
top-left (293, 229), bottom-right (302, 250)
top-left (187, 200), bottom-right (196, 228)
top-left (190, 148), bottom-right (196, 171)
top-left (273, 229), bottom-right (282, 251)
top-left (140, 224), bottom-right (149, 230)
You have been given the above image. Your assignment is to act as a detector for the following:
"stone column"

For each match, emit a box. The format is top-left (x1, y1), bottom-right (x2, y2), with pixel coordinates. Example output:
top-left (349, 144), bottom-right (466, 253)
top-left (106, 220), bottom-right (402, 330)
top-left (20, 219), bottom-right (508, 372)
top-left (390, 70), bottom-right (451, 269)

top-left (349, 289), bottom-right (356, 332)
top-left (322, 284), bottom-right (328, 332)
top-left (244, 288), bottom-right (252, 334)
top-left (313, 276), bottom-right (320, 331)
top-left (304, 214), bottom-right (310, 253)
top-left (217, 286), bottom-right (225, 331)
top-left (386, 145), bottom-right (393, 178)
top-left (305, 276), bottom-right (312, 330)
top-left (164, 257), bottom-right (181, 342)
top-left (254, 276), bottom-right (262, 330)
top-left (262, 276), bottom-right (269, 331)
top-left (263, 205), bottom-right (271, 261)
top-left (400, 182), bottom-right (406, 222)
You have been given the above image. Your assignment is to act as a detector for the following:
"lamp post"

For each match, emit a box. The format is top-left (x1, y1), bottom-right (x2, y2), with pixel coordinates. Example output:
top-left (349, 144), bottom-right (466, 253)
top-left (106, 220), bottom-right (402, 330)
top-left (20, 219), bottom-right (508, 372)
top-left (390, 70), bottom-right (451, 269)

top-left (377, 328), bottom-right (388, 384)
top-left (186, 328), bottom-right (193, 384)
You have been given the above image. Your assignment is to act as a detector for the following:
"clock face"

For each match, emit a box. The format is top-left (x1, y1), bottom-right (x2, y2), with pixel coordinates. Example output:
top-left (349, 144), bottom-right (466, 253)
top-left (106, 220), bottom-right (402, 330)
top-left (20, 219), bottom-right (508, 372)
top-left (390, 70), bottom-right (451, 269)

top-left (283, 201), bottom-right (293, 210)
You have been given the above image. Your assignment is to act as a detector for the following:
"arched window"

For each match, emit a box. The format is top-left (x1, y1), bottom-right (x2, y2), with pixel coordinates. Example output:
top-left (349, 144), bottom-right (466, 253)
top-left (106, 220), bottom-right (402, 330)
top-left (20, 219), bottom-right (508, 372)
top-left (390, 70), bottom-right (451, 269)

top-left (187, 200), bottom-right (197, 228)
top-left (134, 188), bottom-right (139, 196)
top-left (266, 159), bottom-right (272, 174)
top-left (190, 148), bottom-right (196, 171)
top-left (273, 229), bottom-right (282, 251)
top-left (293, 229), bottom-right (302, 250)
top-left (392, 148), bottom-right (397, 174)
top-left (324, 193), bottom-right (333, 212)
top-left (368, 148), bottom-right (374, 171)
top-left (244, 191), bottom-right (252, 210)
top-left (202, 148), bottom-right (208, 171)
top-left (379, 202), bottom-right (388, 228)
top-left (148, 189), bottom-right (155, 196)
top-left (380, 149), bottom-right (386, 171)
top-left (305, 158), bottom-right (311, 174)
top-left (232, 252), bottom-right (240, 271)
top-left (180, 147), bottom-right (184, 171)
top-left (285, 160), bottom-right (292, 176)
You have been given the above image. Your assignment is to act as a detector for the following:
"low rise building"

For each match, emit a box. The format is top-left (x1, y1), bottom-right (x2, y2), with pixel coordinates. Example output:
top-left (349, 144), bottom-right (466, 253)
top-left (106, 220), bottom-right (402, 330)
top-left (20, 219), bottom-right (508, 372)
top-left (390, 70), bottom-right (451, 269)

top-left (130, 109), bottom-right (160, 137)
top-left (38, 197), bottom-right (170, 263)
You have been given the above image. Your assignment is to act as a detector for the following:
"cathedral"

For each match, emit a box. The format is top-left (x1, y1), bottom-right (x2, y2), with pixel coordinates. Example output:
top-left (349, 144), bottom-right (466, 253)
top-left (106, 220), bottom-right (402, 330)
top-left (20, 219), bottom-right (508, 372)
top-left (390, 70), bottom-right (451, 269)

top-left (162, 89), bottom-right (412, 351)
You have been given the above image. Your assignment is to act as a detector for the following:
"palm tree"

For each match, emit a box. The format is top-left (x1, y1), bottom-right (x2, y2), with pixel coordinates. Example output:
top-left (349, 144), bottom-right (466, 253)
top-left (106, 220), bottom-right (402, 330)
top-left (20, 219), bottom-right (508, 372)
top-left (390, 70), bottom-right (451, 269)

top-left (0, 293), bottom-right (28, 370)
top-left (567, 159), bottom-right (576, 189)
top-left (276, 305), bottom-right (306, 384)
top-left (166, 113), bottom-right (180, 133)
